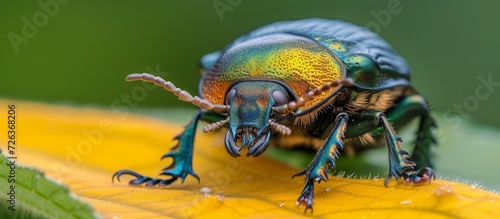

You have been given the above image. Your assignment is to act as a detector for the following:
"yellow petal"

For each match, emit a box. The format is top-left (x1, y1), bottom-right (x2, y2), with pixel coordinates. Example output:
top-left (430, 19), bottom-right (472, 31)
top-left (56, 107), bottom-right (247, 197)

top-left (1, 99), bottom-right (499, 218)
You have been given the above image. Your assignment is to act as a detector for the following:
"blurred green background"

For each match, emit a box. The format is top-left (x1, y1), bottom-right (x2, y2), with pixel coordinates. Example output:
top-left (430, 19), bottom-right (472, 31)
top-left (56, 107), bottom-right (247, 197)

top-left (1, 1), bottom-right (499, 189)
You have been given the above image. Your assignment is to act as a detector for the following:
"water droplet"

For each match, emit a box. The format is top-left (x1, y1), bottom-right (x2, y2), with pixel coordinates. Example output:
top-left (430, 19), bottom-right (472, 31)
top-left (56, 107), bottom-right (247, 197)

top-left (434, 185), bottom-right (453, 196)
top-left (400, 200), bottom-right (412, 205)
top-left (200, 187), bottom-right (212, 196)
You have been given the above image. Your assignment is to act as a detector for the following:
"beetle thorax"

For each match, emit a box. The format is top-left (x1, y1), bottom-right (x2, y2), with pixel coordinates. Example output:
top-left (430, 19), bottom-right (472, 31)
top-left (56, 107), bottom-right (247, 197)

top-left (200, 33), bottom-right (346, 114)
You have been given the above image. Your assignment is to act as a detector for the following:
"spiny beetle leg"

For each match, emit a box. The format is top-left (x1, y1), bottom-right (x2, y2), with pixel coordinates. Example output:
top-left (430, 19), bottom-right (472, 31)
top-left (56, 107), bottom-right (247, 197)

top-left (378, 113), bottom-right (417, 186)
top-left (112, 170), bottom-right (178, 186)
top-left (370, 95), bottom-right (437, 185)
top-left (112, 111), bottom-right (202, 186)
top-left (159, 135), bottom-right (200, 184)
top-left (296, 179), bottom-right (315, 214)
top-left (292, 112), bottom-right (348, 213)
top-left (384, 95), bottom-right (437, 169)
top-left (155, 110), bottom-right (202, 183)
top-left (402, 115), bottom-right (436, 185)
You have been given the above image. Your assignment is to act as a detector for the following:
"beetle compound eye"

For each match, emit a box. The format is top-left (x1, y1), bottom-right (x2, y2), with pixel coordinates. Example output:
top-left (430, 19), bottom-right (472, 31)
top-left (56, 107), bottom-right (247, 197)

top-left (225, 89), bottom-right (236, 104)
top-left (272, 90), bottom-right (290, 106)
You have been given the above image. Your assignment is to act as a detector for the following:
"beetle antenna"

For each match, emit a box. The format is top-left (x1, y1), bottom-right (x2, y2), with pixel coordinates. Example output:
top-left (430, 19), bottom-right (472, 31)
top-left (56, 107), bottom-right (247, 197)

top-left (126, 73), bottom-right (230, 114)
top-left (273, 78), bottom-right (354, 114)
top-left (203, 117), bottom-right (230, 133)
top-left (268, 120), bottom-right (291, 135)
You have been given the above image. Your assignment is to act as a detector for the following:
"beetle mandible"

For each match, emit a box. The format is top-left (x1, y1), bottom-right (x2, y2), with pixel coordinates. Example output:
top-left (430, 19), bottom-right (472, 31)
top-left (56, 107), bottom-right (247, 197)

top-left (113, 18), bottom-right (436, 213)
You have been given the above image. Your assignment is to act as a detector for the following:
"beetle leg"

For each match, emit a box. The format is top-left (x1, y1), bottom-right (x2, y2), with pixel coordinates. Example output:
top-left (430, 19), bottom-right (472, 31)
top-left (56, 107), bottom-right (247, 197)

top-left (380, 95), bottom-right (437, 184)
top-left (344, 109), bottom-right (417, 185)
top-left (348, 99), bottom-right (436, 186)
top-left (402, 114), bottom-right (436, 185)
top-left (292, 112), bottom-right (348, 213)
top-left (378, 113), bottom-right (417, 186)
top-left (296, 178), bottom-right (315, 214)
top-left (403, 167), bottom-right (435, 185)
top-left (112, 110), bottom-right (203, 186)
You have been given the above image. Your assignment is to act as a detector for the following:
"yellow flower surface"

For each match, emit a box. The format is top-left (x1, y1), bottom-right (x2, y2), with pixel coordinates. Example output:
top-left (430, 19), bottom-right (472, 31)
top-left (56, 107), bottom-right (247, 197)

top-left (0, 99), bottom-right (499, 218)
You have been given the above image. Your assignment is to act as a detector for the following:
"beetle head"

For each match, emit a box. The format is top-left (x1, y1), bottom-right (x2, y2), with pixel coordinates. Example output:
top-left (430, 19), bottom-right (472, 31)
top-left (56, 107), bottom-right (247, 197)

top-left (125, 73), bottom-right (353, 158)
top-left (223, 81), bottom-right (290, 157)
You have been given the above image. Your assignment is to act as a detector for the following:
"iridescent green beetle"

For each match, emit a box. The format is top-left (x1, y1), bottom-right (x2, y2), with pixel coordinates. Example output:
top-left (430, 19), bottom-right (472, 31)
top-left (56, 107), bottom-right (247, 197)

top-left (113, 18), bottom-right (436, 213)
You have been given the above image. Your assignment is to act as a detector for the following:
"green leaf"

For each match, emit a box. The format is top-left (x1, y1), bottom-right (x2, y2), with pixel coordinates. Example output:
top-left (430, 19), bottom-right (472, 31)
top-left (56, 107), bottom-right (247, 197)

top-left (0, 151), bottom-right (98, 219)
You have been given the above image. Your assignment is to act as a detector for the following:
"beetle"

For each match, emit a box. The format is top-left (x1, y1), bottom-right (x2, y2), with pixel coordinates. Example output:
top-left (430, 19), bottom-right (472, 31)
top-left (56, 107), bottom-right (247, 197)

top-left (113, 18), bottom-right (436, 213)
